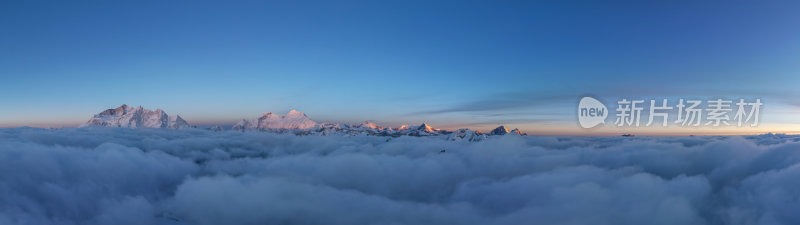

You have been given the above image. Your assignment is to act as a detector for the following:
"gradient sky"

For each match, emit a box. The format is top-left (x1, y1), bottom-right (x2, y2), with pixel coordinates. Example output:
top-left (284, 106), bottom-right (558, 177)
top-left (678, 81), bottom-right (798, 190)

top-left (2, 1), bottom-right (800, 135)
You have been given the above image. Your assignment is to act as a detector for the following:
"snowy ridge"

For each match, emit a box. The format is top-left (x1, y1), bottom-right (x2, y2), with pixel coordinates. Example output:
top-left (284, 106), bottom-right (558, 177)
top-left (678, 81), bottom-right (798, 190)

top-left (81, 106), bottom-right (525, 141)
top-left (231, 110), bottom-right (524, 141)
top-left (299, 122), bottom-right (520, 141)
top-left (80, 104), bottom-right (193, 129)
top-left (232, 110), bottom-right (318, 131)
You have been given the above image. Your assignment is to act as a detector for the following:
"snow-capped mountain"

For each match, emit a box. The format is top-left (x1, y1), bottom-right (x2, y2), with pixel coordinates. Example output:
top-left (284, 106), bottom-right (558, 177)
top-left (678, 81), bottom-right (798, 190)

top-left (232, 110), bottom-right (318, 131)
top-left (489, 125), bottom-right (510, 135)
top-left (447, 128), bottom-right (488, 142)
top-left (403, 123), bottom-right (439, 136)
top-left (80, 106), bottom-right (524, 141)
top-left (229, 110), bottom-right (525, 140)
top-left (354, 121), bottom-right (381, 130)
top-left (80, 104), bottom-right (193, 129)
top-left (486, 126), bottom-right (527, 136)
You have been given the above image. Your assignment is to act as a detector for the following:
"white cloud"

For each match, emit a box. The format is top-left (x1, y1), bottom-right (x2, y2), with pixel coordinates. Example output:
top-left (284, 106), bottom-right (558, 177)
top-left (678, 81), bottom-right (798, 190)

top-left (0, 128), bottom-right (799, 224)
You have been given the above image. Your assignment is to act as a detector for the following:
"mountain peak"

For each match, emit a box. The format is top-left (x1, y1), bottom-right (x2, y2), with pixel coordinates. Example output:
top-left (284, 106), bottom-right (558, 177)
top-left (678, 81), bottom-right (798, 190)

top-left (359, 121), bottom-right (380, 129)
top-left (115, 104), bottom-right (135, 112)
top-left (80, 105), bottom-right (192, 129)
top-left (416, 123), bottom-right (436, 133)
top-left (285, 109), bottom-right (305, 117)
top-left (490, 126), bottom-right (509, 135)
top-left (234, 109), bottom-right (317, 131)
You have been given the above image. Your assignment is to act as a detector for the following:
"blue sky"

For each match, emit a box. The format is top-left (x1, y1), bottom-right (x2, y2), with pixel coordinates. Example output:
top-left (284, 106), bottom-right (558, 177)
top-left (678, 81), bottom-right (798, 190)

top-left (1, 1), bottom-right (800, 134)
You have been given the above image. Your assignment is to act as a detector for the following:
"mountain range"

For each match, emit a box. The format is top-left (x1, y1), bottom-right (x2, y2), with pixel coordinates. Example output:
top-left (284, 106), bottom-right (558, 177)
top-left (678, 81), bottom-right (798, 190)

top-left (232, 110), bottom-right (318, 131)
top-left (80, 105), bottom-right (526, 141)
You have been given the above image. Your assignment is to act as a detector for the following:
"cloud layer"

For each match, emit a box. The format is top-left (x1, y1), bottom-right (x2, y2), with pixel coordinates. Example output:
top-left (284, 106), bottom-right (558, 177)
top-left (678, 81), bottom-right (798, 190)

top-left (1, 128), bottom-right (800, 225)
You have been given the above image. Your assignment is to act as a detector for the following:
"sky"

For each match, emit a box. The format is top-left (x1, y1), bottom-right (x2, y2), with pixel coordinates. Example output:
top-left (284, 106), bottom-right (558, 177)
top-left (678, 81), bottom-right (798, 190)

top-left (1, 0), bottom-right (800, 135)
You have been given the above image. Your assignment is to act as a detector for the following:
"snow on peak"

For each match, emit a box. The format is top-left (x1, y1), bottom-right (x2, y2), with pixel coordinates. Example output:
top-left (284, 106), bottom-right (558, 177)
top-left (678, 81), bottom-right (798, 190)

top-left (80, 104), bottom-right (193, 129)
top-left (285, 109), bottom-right (306, 117)
top-left (357, 121), bottom-right (381, 129)
top-left (448, 128), bottom-right (487, 142)
top-left (416, 123), bottom-right (437, 133)
top-left (233, 110), bottom-right (318, 131)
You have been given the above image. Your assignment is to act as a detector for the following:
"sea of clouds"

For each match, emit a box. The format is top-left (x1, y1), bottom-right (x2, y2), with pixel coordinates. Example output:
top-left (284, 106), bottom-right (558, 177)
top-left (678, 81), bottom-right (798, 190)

top-left (2, 127), bottom-right (800, 225)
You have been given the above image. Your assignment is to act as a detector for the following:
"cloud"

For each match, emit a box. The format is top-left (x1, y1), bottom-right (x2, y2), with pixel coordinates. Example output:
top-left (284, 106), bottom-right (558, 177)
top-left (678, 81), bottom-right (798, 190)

top-left (419, 88), bottom-right (800, 118)
top-left (419, 92), bottom-right (576, 114)
top-left (1, 128), bottom-right (800, 224)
